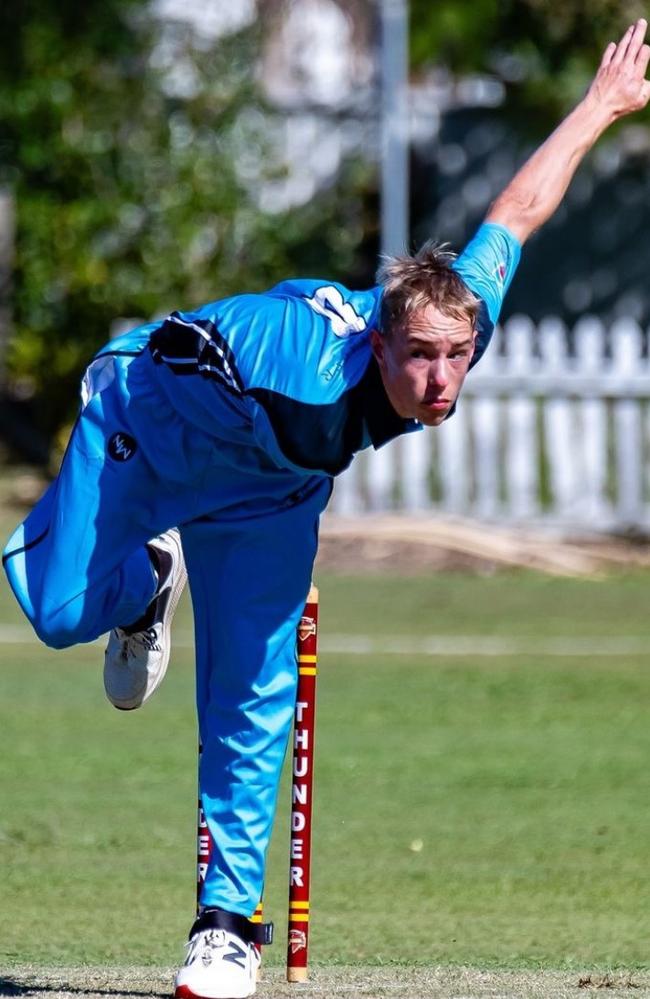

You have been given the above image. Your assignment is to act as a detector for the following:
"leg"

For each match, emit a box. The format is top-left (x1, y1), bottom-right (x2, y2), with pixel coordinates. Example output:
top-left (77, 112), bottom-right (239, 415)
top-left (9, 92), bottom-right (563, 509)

top-left (180, 478), bottom-right (331, 916)
top-left (3, 408), bottom-right (158, 647)
top-left (2, 361), bottom-right (208, 648)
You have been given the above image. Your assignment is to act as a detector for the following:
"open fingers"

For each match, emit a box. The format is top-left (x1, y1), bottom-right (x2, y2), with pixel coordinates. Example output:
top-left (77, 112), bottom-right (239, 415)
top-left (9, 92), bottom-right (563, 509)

top-left (599, 40), bottom-right (617, 69)
top-left (611, 23), bottom-right (635, 65)
top-left (635, 40), bottom-right (650, 74)
top-left (614, 18), bottom-right (647, 65)
top-left (627, 17), bottom-right (648, 62)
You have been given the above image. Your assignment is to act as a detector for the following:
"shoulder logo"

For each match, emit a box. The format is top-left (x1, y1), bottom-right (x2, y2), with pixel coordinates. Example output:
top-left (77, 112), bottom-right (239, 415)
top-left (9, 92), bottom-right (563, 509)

top-left (305, 286), bottom-right (366, 338)
top-left (108, 431), bottom-right (137, 462)
top-left (493, 262), bottom-right (507, 282)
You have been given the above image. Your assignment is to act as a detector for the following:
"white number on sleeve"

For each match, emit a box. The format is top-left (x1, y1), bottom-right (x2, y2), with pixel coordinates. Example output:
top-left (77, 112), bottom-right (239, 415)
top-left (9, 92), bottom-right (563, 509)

top-left (305, 286), bottom-right (366, 338)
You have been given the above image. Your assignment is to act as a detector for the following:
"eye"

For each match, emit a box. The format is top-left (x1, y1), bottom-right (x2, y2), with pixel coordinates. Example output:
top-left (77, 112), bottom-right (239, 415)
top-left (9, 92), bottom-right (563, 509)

top-left (410, 349), bottom-right (427, 359)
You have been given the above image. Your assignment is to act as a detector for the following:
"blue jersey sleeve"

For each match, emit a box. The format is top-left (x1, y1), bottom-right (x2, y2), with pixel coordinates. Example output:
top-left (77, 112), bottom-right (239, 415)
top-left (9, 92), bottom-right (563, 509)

top-left (453, 222), bottom-right (521, 368)
top-left (265, 278), bottom-right (382, 339)
top-left (201, 279), bottom-right (381, 405)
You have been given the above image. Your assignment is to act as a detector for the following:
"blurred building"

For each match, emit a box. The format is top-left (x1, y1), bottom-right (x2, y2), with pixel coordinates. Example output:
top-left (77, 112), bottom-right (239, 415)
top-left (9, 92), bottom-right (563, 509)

top-left (6, 0), bottom-right (650, 527)
top-left (155, 0), bottom-right (650, 328)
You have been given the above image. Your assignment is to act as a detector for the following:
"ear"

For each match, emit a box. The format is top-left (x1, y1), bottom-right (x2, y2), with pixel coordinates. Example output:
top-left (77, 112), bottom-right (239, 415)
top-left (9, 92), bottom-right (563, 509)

top-left (370, 328), bottom-right (385, 367)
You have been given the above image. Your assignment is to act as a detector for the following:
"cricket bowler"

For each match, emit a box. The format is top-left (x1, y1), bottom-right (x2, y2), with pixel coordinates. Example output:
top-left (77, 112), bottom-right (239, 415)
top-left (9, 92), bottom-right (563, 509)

top-left (4, 21), bottom-right (649, 999)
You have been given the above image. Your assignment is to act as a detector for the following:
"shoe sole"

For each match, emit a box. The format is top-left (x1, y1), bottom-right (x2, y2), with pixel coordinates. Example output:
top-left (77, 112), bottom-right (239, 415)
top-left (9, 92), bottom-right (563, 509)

top-left (174, 986), bottom-right (254, 999)
top-left (107, 530), bottom-right (188, 710)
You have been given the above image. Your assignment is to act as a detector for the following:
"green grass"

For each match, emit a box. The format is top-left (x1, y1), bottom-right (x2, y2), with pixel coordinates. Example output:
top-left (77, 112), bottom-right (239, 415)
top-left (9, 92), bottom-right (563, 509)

top-left (1, 498), bottom-right (650, 971)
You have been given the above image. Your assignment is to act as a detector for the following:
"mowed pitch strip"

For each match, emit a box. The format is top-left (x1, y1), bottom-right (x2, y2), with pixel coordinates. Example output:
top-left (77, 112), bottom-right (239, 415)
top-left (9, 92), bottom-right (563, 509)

top-left (1, 624), bottom-right (650, 656)
top-left (3, 965), bottom-right (650, 999)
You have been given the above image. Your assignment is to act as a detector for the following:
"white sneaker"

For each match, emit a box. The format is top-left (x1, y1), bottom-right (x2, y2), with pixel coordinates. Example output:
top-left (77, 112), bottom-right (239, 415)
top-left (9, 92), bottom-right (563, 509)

top-left (103, 528), bottom-right (187, 710)
top-left (174, 909), bottom-right (273, 999)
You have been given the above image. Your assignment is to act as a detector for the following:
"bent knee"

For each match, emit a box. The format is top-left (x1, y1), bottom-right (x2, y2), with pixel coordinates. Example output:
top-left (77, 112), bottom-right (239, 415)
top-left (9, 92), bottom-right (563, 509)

top-left (33, 605), bottom-right (85, 649)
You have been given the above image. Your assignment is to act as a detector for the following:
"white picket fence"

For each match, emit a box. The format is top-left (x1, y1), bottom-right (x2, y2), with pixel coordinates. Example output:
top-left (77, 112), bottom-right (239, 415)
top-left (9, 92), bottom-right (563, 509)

top-left (332, 315), bottom-right (650, 531)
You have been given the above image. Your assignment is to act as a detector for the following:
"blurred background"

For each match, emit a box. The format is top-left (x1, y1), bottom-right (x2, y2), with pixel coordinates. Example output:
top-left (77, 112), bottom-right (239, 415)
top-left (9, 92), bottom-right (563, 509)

top-left (2, 0), bottom-right (650, 531)
top-left (3, 4), bottom-right (650, 975)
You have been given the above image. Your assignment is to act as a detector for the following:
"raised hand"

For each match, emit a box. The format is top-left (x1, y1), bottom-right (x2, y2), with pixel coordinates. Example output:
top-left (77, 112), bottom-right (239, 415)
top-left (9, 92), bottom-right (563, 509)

top-left (587, 18), bottom-right (650, 119)
top-left (485, 18), bottom-right (650, 242)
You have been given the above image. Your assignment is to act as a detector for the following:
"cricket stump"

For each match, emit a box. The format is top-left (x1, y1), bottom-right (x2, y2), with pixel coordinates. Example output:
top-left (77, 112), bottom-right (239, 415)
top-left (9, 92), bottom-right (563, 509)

top-left (287, 584), bottom-right (319, 983)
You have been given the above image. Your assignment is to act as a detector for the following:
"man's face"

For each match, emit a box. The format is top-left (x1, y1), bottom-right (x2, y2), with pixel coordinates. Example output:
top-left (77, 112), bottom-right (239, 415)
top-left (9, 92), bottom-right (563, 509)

top-left (371, 304), bottom-right (476, 427)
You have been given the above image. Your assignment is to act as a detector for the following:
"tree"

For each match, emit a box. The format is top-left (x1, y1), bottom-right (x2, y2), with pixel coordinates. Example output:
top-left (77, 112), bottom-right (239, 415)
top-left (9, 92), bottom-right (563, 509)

top-left (0, 0), bottom-right (374, 457)
top-left (408, 0), bottom-right (650, 326)
top-left (411, 0), bottom-right (649, 128)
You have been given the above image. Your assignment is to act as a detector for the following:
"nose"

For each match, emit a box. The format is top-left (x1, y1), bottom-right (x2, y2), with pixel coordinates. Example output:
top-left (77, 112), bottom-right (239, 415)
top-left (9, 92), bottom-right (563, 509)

top-left (428, 358), bottom-right (450, 390)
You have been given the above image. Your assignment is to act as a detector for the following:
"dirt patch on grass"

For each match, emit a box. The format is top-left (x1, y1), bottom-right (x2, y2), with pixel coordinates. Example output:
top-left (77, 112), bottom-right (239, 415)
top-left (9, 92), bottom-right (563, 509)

top-left (5, 471), bottom-right (650, 578)
top-left (316, 515), bottom-right (650, 577)
top-left (2, 967), bottom-right (650, 999)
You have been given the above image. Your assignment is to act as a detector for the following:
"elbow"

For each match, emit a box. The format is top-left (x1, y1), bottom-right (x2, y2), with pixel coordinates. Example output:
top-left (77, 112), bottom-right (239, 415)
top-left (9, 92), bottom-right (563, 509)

top-left (485, 191), bottom-right (540, 243)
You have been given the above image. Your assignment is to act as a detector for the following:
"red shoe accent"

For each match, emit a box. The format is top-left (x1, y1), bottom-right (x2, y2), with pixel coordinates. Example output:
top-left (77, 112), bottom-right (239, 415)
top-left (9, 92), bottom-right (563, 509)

top-left (174, 986), bottom-right (201, 999)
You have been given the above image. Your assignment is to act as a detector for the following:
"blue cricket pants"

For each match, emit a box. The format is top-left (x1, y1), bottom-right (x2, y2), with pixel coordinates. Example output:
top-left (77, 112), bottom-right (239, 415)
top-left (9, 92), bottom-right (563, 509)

top-left (3, 339), bottom-right (331, 915)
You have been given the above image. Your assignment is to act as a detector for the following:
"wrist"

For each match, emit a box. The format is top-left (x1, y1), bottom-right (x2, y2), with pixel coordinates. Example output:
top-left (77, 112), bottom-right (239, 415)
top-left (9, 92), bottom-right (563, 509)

top-left (578, 91), bottom-right (619, 133)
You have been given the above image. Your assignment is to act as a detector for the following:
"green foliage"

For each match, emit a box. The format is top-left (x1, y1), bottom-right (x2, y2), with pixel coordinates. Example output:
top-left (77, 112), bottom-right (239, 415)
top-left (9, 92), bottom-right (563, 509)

top-left (0, 1), bottom-right (374, 447)
top-left (8, 0), bottom-right (650, 449)
top-left (411, 0), bottom-right (650, 127)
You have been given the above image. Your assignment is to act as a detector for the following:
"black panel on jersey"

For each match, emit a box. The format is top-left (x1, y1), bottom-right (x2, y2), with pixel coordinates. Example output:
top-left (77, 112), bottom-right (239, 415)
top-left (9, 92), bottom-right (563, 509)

top-left (149, 312), bottom-right (244, 396)
top-left (246, 359), bottom-right (414, 476)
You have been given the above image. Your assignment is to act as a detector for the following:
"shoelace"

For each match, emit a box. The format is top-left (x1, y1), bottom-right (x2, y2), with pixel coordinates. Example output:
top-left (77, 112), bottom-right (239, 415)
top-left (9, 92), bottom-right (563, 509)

top-left (185, 929), bottom-right (226, 965)
top-left (119, 627), bottom-right (161, 661)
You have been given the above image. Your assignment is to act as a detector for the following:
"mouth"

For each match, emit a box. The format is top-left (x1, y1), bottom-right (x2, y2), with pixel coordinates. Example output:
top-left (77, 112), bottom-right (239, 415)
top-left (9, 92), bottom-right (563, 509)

top-left (421, 398), bottom-right (450, 413)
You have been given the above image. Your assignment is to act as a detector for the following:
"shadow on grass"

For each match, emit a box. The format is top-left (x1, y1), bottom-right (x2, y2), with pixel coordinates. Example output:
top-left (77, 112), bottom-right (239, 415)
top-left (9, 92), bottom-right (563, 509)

top-left (0, 980), bottom-right (168, 999)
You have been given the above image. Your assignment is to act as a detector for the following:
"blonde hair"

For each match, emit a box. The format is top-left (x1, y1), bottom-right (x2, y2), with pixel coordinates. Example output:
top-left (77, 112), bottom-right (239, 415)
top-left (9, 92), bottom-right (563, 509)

top-left (378, 240), bottom-right (480, 336)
